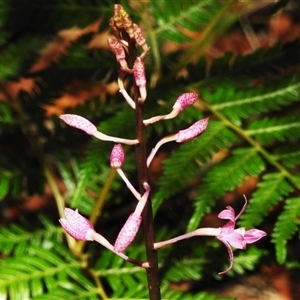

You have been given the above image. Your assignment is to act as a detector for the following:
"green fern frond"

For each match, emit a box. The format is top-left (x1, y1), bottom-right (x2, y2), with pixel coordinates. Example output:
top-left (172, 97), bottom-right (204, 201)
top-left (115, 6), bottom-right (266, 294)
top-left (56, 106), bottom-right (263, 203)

top-left (161, 289), bottom-right (225, 300)
top-left (204, 73), bottom-right (300, 125)
top-left (187, 147), bottom-right (266, 231)
top-left (239, 173), bottom-right (294, 228)
top-left (246, 115), bottom-right (300, 145)
top-left (164, 257), bottom-right (205, 281)
top-left (204, 41), bottom-right (300, 80)
top-left (0, 242), bottom-right (83, 300)
top-left (94, 248), bottom-right (148, 299)
top-left (153, 120), bottom-right (240, 213)
top-left (274, 146), bottom-right (300, 168)
top-left (272, 197), bottom-right (300, 264)
top-left (149, 0), bottom-right (224, 43)
top-left (0, 102), bottom-right (14, 125)
top-left (0, 222), bottom-right (62, 255)
top-left (229, 247), bottom-right (266, 276)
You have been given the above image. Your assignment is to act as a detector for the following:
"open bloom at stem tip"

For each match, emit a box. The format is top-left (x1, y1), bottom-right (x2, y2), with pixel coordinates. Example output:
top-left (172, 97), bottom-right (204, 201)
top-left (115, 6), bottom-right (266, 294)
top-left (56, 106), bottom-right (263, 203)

top-left (216, 195), bottom-right (267, 275)
top-left (59, 208), bottom-right (95, 241)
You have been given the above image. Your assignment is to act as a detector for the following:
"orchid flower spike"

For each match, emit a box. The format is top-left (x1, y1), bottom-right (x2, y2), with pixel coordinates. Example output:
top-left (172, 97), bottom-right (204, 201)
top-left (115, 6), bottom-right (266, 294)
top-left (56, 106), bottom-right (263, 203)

top-left (60, 114), bottom-right (138, 145)
top-left (143, 93), bottom-right (199, 126)
top-left (147, 117), bottom-right (209, 167)
top-left (133, 57), bottom-right (147, 102)
top-left (114, 183), bottom-right (151, 253)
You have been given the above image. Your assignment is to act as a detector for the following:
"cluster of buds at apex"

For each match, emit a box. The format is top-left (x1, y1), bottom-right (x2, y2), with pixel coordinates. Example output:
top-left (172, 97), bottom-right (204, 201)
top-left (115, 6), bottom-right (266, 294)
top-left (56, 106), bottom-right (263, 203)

top-left (107, 38), bottom-right (129, 71)
top-left (112, 4), bottom-right (134, 38)
top-left (144, 93), bottom-right (199, 125)
top-left (59, 114), bottom-right (138, 145)
top-left (147, 117), bottom-right (209, 167)
top-left (133, 57), bottom-right (147, 101)
top-left (114, 183), bottom-right (151, 253)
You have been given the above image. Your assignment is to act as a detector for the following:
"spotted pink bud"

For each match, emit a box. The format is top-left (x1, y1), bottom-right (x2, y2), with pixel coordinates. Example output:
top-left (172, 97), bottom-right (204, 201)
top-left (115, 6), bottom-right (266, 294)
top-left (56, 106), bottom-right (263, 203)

top-left (173, 93), bottom-right (199, 112)
top-left (133, 57), bottom-right (146, 88)
top-left (107, 38), bottom-right (126, 62)
top-left (133, 57), bottom-right (147, 101)
top-left (110, 144), bottom-right (125, 168)
top-left (114, 213), bottom-right (142, 252)
top-left (176, 117), bottom-right (209, 143)
top-left (59, 208), bottom-right (95, 241)
top-left (60, 114), bottom-right (97, 135)
top-left (133, 24), bottom-right (146, 48)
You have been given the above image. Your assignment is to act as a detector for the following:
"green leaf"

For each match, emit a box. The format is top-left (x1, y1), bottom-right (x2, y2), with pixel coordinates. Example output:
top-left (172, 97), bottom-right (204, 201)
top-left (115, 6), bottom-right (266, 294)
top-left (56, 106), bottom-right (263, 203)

top-left (272, 197), bottom-right (300, 264)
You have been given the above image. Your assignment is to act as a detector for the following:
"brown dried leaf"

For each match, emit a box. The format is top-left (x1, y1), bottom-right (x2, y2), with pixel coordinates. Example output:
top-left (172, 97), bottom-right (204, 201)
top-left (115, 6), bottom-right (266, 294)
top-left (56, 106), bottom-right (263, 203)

top-left (30, 19), bottom-right (102, 73)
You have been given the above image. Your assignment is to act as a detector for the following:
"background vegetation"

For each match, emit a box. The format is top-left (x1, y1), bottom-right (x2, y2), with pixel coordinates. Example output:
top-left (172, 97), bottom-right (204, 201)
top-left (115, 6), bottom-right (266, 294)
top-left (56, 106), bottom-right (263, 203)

top-left (0, 0), bottom-right (299, 299)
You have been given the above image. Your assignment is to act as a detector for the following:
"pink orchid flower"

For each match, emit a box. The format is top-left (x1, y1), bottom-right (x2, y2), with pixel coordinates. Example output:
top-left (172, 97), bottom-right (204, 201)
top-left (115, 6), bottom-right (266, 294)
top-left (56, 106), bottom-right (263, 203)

top-left (216, 196), bottom-right (267, 274)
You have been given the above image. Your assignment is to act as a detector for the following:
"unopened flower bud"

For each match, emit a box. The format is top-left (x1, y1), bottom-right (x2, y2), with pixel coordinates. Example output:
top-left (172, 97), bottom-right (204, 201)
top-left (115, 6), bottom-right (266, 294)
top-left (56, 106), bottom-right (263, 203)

top-left (114, 213), bottom-right (142, 252)
top-left (173, 93), bottom-right (199, 112)
top-left (60, 114), bottom-right (97, 135)
top-left (176, 117), bottom-right (209, 143)
top-left (110, 144), bottom-right (125, 168)
top-left (60, 114), bottom-right (138, 145)
top-left (133, 23), bottom-right (148, 51)
top-left (107, 38), bottom-right (129, 70)
top-left (133, 57), bottom-right (147, 101)
top-left (59, 208), bottom-right (95, 241)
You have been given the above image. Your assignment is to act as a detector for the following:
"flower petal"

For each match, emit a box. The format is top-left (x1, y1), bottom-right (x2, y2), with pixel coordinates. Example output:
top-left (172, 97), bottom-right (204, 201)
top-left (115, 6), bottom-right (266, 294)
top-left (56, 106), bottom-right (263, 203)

top-left (218, 206), bottom-right (235, 222)
top-left (216, 236), bottom-right (234, 275)
top-left (219, 230), bottom-right (246, 250)
top-left (235, 195), bottom-right (248, 220)
top-left (244, 229), bottom-right (267, 244)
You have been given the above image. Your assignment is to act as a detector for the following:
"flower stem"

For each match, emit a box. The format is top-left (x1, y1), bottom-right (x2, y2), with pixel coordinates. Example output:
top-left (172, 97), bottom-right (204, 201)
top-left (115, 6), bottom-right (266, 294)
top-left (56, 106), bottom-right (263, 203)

top-left (128, 39), bottom-right (161, 299)
top-left (147, 135), bottom-right (176, 167)
top-left (91, 232), bottom-right (149, 268)
top-left (154, 227), bottom-right (220, 249)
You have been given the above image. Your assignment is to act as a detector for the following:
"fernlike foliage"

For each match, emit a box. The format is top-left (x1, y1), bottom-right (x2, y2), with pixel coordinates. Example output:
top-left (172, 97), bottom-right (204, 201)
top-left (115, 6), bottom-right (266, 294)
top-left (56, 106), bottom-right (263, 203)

top-left (0, 0), bottom-right (299, 299)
